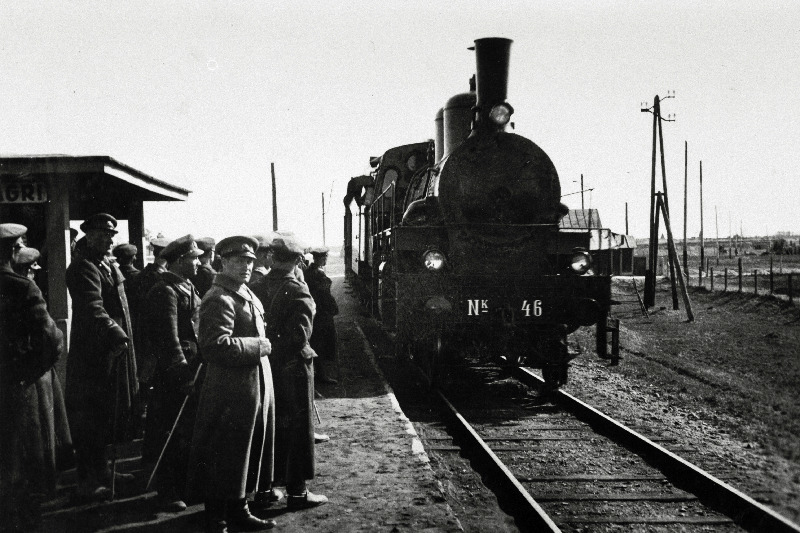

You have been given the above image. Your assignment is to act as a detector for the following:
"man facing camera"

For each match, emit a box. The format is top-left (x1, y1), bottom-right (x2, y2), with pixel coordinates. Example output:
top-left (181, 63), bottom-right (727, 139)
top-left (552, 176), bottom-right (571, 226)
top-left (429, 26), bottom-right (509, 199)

top-left (186, 236), bottom-right (276, 532)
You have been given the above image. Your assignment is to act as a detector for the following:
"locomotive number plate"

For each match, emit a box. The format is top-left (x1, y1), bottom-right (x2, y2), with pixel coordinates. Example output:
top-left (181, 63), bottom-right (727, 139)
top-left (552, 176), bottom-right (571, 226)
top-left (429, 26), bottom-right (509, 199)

top-left (465, 299), bottom-right (544, 318)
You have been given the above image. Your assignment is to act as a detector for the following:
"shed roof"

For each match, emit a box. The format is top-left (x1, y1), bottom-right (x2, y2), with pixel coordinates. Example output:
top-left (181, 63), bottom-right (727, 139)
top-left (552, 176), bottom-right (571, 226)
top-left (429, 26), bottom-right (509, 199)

top-left (560, 209), bottom-right (602, 230)
top-left (0, 155), bottom-right (190, 201)
top-left (0, 155), bottom-right (190, 220)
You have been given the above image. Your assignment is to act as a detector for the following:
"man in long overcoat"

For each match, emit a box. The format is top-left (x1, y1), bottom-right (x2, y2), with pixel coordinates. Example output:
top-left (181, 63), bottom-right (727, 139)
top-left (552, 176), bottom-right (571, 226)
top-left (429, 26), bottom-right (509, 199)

top-left (143, 235), bottom-right (204, 512)
top-left (251, 235), bottom-right (328, 511)
top-left (127, 237), bottom-right (169, 388)
top-left (306, 247), bottom-right (339, 385)
top-left (186, 235), bottom-right (276, 533)
top-left (192, 237), bottom-right (217, 298)
top-left (0, 224), bottom-right (72, 530)
top-left (65, 213), bottom-right (139, 500)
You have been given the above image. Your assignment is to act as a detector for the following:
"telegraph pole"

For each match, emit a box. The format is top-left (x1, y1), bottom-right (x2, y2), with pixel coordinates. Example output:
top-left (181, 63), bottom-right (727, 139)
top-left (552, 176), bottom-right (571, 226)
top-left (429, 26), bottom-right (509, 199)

top-left (625, 202), bottom-right (629, 235)
top-left (581, 174), bottom-right (585, 211)
top-left (699, 161), bottom-right (705, 272)
top-left (321, 192), bottom-right (327, 246)
top-left (271, 162), bottom-right (278, 231)
top-left (683, 141), bottom-right (688, 274)
top-left (641, 92), bottom-right (676, 308)
top-left (715, 205), bottom-right (720, 263)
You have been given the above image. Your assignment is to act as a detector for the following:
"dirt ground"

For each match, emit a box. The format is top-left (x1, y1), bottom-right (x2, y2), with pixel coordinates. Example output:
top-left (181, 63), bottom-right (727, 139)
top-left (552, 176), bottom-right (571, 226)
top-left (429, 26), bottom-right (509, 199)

top-left (563, 277), bottom-right (800, 524)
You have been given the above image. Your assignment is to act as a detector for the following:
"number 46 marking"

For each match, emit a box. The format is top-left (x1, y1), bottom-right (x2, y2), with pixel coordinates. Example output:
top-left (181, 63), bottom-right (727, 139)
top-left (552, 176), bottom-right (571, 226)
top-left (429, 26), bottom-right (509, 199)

top-left (521, 300), bottom-right (542, 317)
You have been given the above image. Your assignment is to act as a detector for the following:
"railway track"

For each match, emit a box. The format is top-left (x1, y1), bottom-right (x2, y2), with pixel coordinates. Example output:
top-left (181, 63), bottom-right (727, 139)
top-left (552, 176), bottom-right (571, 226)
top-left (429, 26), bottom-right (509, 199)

top-left (421, 361), bottom-right (800, 533)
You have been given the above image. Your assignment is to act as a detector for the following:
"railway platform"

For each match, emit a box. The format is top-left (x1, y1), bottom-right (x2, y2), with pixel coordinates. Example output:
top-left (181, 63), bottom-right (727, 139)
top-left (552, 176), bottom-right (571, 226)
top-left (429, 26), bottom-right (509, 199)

top-left (38, 272), bottom-right (462, 532)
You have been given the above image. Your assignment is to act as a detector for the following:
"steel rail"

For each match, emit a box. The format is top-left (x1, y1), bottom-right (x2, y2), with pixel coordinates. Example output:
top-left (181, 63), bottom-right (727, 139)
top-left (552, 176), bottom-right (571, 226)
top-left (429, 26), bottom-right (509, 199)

top-left (511, 365), bottom-right (800, 533)
top-left (433, 390), bottom-right (562, 533)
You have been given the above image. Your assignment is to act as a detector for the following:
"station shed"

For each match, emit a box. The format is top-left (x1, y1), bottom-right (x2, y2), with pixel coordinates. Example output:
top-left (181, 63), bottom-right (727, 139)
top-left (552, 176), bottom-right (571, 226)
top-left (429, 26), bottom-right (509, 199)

top-left (0, 155), bottom-right (190, 379)
top-left (560, 209), bottom-right (636, 275)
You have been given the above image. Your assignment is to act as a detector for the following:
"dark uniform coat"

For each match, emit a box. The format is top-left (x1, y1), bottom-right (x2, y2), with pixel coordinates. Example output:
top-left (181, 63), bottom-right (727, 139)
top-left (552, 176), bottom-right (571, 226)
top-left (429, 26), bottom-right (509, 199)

top-left (186, 273), bottom-right (274, 502)
top-left (305, 264), bottom-right (338, 363)
top-left (142, 272), bottom-right (202, 481)
top-left (127, 261), bottom-right (166, 384)
top-left (192, 263), bottom-right (216, 299)
top-left (0, 265), bottom-right (71, 522)
top-left (247, 266), bottom-right (269, 287)
top-left (65, 248), bottom-right (139, 444)
top-left (251, 268), bottom-right (316, 484)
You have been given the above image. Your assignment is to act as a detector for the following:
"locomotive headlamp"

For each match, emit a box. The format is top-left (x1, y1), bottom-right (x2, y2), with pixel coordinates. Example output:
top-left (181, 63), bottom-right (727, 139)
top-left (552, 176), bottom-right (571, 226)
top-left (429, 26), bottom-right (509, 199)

top-left (569, 250), bottom-right (593, 275)
top-left (423, 250), bottom-right (446, 271)
top-left (489, 103), bottom-right (514, 126)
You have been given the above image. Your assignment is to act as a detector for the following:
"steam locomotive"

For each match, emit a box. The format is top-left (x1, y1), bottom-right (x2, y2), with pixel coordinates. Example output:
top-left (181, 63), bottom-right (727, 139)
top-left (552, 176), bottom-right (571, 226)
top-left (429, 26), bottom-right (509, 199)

top-left (343, 38), bottom-right (611, 389)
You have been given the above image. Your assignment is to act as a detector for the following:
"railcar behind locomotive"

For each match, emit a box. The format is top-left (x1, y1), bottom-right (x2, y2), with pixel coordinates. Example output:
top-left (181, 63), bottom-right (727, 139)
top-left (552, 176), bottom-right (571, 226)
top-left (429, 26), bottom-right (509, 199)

top-left (344, 38), bottom-right (611, 389)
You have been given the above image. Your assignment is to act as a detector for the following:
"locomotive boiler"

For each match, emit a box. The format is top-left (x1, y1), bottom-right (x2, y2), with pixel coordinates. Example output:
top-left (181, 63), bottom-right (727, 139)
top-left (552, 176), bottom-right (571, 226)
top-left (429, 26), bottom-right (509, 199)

top-left (344, 38), bottom-right (611, 389)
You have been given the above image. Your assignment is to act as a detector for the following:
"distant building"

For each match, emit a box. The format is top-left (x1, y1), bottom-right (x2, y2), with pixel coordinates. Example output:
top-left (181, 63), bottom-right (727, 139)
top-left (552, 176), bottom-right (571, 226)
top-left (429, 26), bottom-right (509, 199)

top-left (559, 209), bottom-right (636, 275)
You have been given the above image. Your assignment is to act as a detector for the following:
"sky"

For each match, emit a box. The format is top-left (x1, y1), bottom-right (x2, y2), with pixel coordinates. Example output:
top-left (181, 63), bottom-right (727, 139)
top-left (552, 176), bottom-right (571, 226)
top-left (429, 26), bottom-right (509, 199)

top-left (2, 1), bottom-right (799, 250)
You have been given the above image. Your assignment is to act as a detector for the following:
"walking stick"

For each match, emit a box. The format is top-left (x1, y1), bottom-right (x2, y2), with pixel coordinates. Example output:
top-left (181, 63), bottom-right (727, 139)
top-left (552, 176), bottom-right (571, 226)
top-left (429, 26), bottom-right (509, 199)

top-left (313, 399), bottom-right (321, 425)
top-left (146, 363), bottom-right (204, 492)
top-left (110, 360), bottom-right (122, 501)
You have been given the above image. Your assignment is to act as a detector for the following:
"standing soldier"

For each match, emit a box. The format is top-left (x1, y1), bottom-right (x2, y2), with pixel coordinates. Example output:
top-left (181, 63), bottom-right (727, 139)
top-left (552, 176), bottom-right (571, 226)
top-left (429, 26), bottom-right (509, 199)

top-left (65, 213), bottom-right (139, 500)
top-left (128, 237), bottom-right (170, 389)
top-left (187, 236), bottom-right (277, 532)
top-left (113, 243), bottom-right (140, 289)
top-left (12, 246), bottom-right (43, 280)
top-left (0, 224), bottom-right (72, 530)
top-left (143, 235), bottom-right (204, 512)
top-left (192, 237), bottom-right (216, 299)
top-left (251, 234), bottom-right (328, 511)
top-left (306, 247), bottom-right (339, 385)
top-left (248, 234), bottom-right (274, 286)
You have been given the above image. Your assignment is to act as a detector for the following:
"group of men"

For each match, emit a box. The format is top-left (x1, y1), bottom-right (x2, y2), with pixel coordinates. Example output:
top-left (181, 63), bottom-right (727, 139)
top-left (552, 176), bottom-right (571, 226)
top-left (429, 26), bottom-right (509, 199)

top-left (0, 213), bottom-right (340, 533)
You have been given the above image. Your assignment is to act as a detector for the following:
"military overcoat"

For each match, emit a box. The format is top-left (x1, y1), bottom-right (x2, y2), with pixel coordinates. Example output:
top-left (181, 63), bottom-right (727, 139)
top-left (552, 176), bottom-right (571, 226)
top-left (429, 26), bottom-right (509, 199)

top-left (65, 248), bottom-right (139, 442)
top-left (142, 271), bottom-right (202, 464)
top-left (186, 273), bottom-right (274, 502)
top-left (305, 264), bottom-right (338, 363)
top-left (0, 265), bottom-right (72, 499)
top-left (192, 263), bottom-right (216, 299)
top-left (251, 268), bottom-right (316, 484)
top-left (127, 261), bottom-right (167, 384)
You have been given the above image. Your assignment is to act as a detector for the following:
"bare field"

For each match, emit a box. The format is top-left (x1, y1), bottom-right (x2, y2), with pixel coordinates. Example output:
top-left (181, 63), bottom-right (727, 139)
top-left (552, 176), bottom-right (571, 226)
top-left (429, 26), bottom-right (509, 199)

top-left (564, 277), bottom-right (800, 523)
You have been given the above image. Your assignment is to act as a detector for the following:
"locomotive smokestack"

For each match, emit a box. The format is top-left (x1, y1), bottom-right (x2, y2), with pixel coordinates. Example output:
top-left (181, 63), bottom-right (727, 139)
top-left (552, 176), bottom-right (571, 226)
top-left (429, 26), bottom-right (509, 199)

top-left (472, 37), bottom-right (513, 132)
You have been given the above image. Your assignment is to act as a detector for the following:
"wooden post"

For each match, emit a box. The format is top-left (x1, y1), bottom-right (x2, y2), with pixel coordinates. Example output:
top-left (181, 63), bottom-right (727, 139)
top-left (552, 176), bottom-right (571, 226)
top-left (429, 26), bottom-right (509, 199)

top-left (699, 263), bottom-right (703, 288)
top-left (321, 192), bottom-right (327, 246)
top-left (770, 254), bottom-right (774, 294)
top-left (715, 205), bottom-right (720, 265)
top-left (658, 194), bottom-right (694, 321)
top-left (699, 161), bottom-right (705, 275)
top-left (683, 140), bottom-right (688, 275)
top-left (625, 202), bottom-right (629, 235)
top-left (724, 268), bottom-right (728, 292)
top-left (738, 258), bottom-right (743, 292)
top-left (645, 96), bottom-right (659, 308)
top-left (658, 117), bottom-right (679, 311)
top-left (271, 162), bottom-right (278, 231)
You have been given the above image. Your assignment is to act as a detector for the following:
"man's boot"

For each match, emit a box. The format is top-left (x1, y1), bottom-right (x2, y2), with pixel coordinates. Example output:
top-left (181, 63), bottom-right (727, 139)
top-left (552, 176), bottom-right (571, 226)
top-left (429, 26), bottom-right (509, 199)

top-left (227, 498), bottom-right (276, 530)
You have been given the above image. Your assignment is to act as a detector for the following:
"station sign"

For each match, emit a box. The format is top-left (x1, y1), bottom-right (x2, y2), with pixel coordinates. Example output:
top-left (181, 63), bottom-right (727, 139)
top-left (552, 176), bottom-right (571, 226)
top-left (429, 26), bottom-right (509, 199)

top-left (0, 180), bottom-right (47, 203)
